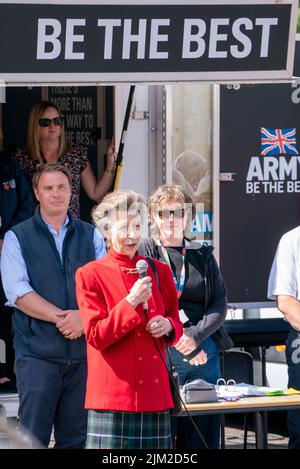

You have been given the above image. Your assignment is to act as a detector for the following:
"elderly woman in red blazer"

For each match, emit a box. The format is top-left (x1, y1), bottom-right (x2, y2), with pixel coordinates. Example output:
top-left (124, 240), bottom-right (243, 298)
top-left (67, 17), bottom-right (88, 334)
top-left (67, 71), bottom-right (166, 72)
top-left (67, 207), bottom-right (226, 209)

top-left (75, 189), bottom-right (183, 449)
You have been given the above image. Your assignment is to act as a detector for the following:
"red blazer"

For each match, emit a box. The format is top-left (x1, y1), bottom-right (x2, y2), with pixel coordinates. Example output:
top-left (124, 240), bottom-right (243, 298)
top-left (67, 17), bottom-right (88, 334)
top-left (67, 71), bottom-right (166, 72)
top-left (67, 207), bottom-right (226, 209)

top-left (75, 248), bottom-right (183, 412)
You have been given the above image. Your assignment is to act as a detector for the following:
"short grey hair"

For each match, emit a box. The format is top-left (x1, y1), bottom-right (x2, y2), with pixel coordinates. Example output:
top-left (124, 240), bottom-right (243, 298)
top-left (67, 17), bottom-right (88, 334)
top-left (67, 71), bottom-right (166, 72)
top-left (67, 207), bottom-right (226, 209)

top-left (92, 190), bottom-right (148, 239)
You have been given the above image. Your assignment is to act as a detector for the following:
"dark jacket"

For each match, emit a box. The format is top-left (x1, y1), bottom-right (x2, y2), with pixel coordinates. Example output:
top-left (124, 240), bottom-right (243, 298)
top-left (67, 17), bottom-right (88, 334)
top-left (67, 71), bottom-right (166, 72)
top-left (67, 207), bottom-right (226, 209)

top-left (11, 208), bottom-right (96, 363)
top-left (0, 151), bottom-right (32, 239)
top-left (139, 238), bottom-right (233, 358)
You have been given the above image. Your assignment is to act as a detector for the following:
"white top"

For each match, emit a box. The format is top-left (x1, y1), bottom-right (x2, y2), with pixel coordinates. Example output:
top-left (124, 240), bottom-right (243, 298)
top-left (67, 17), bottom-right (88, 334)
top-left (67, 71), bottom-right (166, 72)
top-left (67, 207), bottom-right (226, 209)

top-left (268, 226), bottom-right (300, 301)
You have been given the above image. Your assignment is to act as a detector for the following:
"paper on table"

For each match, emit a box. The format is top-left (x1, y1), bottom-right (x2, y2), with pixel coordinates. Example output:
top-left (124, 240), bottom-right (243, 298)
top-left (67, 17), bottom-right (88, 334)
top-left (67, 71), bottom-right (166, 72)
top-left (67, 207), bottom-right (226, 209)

top-left (216, 383), bottom-right (284, 399)
top-left (284, 388), bottom-right (300, 395)
top-left (235, 383), bottom-right (284, 396)
top-left (216, 386), bottom-right (245, 399)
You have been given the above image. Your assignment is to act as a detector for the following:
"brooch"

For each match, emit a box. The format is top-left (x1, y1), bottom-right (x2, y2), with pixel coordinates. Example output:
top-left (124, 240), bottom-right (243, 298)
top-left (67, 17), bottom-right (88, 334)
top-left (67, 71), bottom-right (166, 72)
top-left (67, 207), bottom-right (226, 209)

top-left (2, 179), bottom-right (16, 191)
top-left (127, 268), bottom-right (138, 274)
top-left (120, 267), bottom-right (138, 274)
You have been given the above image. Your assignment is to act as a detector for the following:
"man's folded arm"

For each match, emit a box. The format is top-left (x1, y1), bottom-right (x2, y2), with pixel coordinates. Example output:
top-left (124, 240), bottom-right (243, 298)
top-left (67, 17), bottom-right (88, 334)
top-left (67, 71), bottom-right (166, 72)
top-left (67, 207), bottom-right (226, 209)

top-left (16, 292), bottom-right (64, 324)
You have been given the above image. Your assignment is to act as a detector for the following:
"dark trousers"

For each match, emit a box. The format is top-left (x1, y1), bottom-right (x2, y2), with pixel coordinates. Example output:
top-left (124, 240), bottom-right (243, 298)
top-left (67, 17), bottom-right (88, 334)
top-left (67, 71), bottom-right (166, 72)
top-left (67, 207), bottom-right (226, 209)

top-left (286, 330), bottom-right (300, 449)
top-left (15, 354), bottom-right (87, 448)
top-left (169, 336), bottom-right (221, 449)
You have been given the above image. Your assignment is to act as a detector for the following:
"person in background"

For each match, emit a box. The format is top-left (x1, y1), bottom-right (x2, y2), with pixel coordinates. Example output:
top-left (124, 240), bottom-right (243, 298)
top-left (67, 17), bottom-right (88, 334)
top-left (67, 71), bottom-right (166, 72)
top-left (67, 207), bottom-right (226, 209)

top-left (1, 163), bottom-right (106, 448)
top-left (139, 184), bottom-right (231, 449)
top-left (0, 149), bottom-right (32, 391)
top-left (268, 226), bottom-right (300, 449)
top-left (75, 190), bottom-right (183, 449)
top-left (12, 100), bottom-right (116, 218)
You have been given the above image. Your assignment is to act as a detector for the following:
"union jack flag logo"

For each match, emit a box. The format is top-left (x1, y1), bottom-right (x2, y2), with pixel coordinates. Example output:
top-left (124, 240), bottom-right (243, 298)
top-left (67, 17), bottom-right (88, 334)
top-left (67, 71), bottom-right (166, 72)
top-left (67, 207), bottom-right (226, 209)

top-left (261, 127), bottom-right (298, 156)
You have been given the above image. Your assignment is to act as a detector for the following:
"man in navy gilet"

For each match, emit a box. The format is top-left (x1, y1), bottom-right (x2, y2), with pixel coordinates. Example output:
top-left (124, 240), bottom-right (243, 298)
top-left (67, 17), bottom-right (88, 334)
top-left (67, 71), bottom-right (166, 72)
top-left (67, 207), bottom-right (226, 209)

top-left (1, 163), bottom-right (106, 448)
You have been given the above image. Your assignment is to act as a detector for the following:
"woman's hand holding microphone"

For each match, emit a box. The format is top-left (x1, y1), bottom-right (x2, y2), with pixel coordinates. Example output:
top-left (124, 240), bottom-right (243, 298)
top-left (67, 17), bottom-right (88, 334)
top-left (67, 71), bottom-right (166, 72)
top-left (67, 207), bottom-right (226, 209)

top-left (126, 276), bottom-right (152, 310)
top-left (126, 276), bottom-right (173, 338)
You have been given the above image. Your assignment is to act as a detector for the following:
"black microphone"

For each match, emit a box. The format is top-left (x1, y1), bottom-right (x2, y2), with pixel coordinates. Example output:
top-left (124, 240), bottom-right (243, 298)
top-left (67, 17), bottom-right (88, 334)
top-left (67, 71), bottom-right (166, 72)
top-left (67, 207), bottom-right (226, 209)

top-left (136, 259), bottom-right (149, 314)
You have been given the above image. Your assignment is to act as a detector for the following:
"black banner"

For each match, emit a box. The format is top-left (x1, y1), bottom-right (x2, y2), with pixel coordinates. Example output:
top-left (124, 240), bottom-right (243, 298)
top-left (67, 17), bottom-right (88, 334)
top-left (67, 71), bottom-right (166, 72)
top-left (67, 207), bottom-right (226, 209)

top-left (48, 86), bottom-right (97, 148)
top-left (0, 0), bottom-right (296, 83)
top-left (219, 41), bottom-right (300, 306)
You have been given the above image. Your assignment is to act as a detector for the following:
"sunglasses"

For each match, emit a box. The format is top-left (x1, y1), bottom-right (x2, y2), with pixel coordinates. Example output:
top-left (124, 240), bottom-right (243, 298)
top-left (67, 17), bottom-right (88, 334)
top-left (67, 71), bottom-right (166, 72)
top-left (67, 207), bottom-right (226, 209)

top-left (39, 116), bottom-right (64, 127)
top-left (158, 208), bottom-right (185, 219)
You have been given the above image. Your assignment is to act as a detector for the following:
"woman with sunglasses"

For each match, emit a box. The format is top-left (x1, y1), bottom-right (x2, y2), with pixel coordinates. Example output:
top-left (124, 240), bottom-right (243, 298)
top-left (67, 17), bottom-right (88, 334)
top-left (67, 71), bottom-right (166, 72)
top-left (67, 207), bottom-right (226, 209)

top-left (12, 101), bottom-right (116, 218)
top-left (139, 185), bottom-right (232, 449)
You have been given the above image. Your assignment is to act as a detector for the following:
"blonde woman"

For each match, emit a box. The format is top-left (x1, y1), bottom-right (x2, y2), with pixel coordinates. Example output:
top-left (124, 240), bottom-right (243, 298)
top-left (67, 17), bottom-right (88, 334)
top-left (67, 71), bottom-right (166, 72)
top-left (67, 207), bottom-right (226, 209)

top-left (12, 101), bottom-right (116, 218)
top-left (75, 190), bottom-right (183, 449)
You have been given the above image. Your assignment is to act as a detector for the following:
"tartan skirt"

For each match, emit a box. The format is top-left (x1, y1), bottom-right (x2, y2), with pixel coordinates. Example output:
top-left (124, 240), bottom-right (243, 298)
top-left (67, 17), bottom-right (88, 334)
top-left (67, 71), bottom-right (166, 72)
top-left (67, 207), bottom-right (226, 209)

top-left (86, 409), bottom-right (172, 449)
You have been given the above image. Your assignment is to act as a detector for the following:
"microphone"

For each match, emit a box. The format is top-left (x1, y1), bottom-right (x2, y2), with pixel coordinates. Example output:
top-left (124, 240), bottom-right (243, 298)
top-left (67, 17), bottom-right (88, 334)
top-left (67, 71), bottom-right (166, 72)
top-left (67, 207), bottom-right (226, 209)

top-left (136, 259), bottom-right (149, 314)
